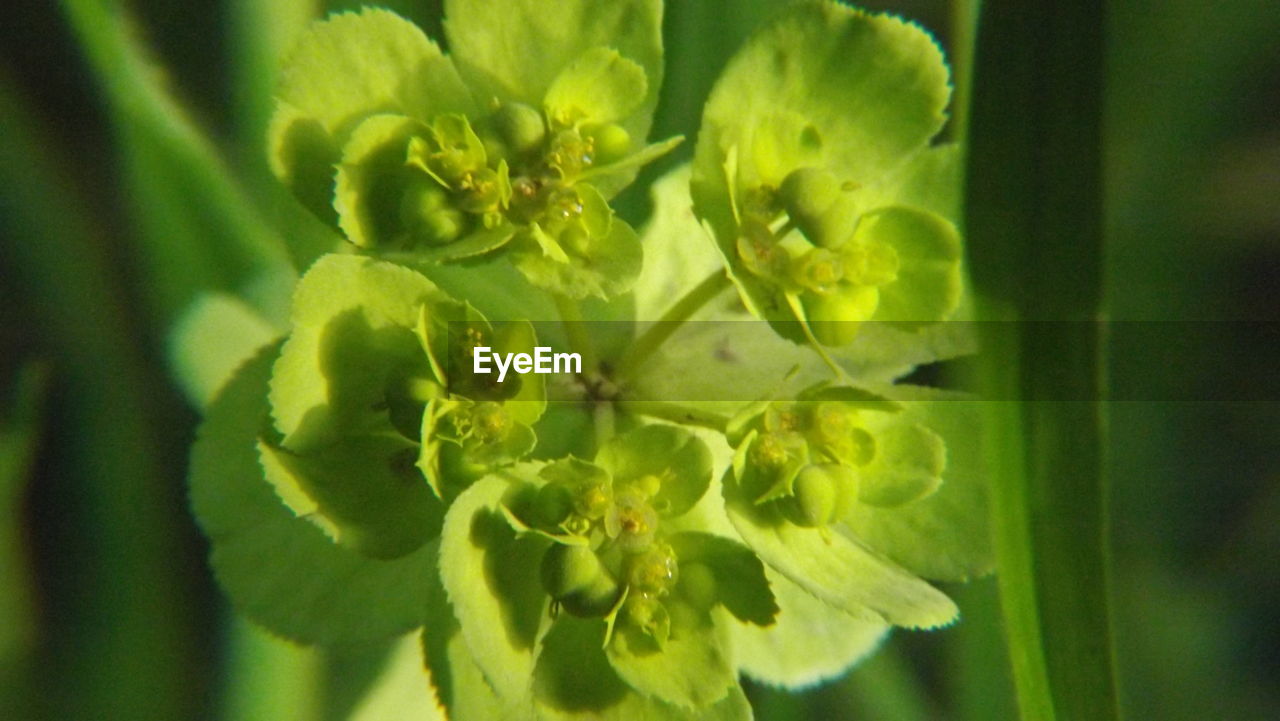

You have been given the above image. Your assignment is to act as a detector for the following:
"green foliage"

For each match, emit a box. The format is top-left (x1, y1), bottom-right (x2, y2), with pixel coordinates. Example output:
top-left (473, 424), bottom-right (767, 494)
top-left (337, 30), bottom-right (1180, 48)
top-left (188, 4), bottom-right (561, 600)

top-left (181, 1), bottom-right (1000, 718)
top-left (691, 2), bottom-right (963, 347)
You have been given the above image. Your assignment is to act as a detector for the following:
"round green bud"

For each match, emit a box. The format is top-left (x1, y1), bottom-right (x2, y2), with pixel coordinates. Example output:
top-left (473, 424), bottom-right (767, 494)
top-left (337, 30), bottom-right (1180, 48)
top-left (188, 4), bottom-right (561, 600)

top-left (785, 464), bottom-right (843, 527)
top-left (583, 123), bottom-right (631, 165)
top-left (541, 543), bottom-right (607, 600)
top-left (805, 284), bottom-right (879, 346)
top-left (677, 562), bottom-right (717, 611)
top-left (418, 209), bottom-right (466, 245)
top-left (780, 167), bottom-right (840, 225)
top-left (400, 178), bottom-right (465, 246)
top-left (534, 483), bottom-right (575, 527)
top-left (780, 167), bottom-right (854, 247)
top-left (540, 543), bottom-right (622, 618)
top-left (491, 102), bottom-right (547, 157)
top-left (562, 574), bottom-right (623, 618)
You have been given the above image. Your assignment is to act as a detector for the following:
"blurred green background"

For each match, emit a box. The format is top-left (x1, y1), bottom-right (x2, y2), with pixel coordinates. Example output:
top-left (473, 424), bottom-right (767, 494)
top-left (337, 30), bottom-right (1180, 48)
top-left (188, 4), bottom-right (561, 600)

top-left (1, 0), bottom-right (1277, 719)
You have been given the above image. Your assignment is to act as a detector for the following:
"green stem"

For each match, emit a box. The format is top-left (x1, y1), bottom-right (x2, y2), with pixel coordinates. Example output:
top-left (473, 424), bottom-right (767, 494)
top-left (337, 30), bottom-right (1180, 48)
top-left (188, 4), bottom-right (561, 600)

top-left (950, 0), bottom-right (982, 143)
top-left (964, 0), bottom-right (1118, 718)
top-left (615, 399), bottom-right (730, 434)
top-left (614, 271), bottom-right (731, 382)
top-left (553, 294), bottom-right (597, 374)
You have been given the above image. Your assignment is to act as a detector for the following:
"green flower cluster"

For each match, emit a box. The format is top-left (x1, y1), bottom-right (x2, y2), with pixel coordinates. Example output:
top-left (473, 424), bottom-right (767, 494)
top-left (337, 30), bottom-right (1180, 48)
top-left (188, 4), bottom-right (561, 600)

top-left (271, 6), bottom-right (678, 298)
top-left (188, 2), bottom-right (992, 719)
top-left (692, 2), bottom-right (964, 346)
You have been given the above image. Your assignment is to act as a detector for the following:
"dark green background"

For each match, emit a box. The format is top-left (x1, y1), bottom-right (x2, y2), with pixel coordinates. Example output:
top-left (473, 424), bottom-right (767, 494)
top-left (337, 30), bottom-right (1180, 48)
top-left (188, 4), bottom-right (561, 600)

top-left (1, 0), bottom-right (1277, 719)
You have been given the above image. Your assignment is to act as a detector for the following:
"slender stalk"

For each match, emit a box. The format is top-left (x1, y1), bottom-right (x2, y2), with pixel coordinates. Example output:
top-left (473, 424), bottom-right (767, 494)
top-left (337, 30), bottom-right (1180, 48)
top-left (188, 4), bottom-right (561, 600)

top-left (553, 294), bottom-right (598, 374)
top-left (950, 0), bottom-right (982, 143)
top-left (615, 399), bottom-right (730, 434)
top-left (964, 0), bottom-right (1119, 719)
top-left (614, 271), bottom-right (731, 381)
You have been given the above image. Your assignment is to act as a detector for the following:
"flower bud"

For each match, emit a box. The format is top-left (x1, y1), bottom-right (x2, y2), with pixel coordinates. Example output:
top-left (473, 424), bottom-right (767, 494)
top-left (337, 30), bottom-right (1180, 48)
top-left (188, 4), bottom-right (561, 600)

top-left (534, 482), bottom-right (575, 527)
top-left (541, 543), bottom-right (601, 598)
top-left (583, 123), bottom-right (631, 164)
top-left (805, 284), bottom-right (879, 346)
top-left (491, 102), bottom-right (547, 157)
top-left (400, 178), bottom-right (465, 246)
top-left (780, 167), bottom-right (840, 230)
top-left (541, 544), bottom-right (620, 617)
top-left (785, 463), bottom-right (845, 527)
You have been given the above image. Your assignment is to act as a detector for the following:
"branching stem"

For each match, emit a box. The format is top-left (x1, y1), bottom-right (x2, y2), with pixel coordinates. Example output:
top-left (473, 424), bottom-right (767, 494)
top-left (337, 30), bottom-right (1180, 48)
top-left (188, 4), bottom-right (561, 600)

top-left (615, 399), bottom-right (730, 434)
top-left (614, 271), bottom-right (731, 382)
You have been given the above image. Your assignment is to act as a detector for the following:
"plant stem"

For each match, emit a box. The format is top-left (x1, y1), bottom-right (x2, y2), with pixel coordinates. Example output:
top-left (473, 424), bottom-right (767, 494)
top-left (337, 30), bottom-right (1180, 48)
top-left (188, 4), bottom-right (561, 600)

top-left (614, 271), bottom-right (731, 382)
top-left (965, 0), bottom-right (1118, 718)
top-left (615, 399), bottom-right (730, 434)
top-left (553, 294), bottom-right (597, 374)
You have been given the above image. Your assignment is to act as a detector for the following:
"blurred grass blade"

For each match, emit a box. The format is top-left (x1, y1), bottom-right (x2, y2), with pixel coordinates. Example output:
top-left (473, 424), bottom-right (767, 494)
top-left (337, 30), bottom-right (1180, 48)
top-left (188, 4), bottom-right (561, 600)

top-left (963, 2), bottom-right (1121, 721)
top-left (0, 71), bottom-right (201, 721)
top-left (222, 617), bottom-right (322, 721)
top-left (0, 363), bottom-right (47, 716)
top-left (229, 0), bottom-right (318, 164)
top-left (60, 0), bottom-right (299, 330)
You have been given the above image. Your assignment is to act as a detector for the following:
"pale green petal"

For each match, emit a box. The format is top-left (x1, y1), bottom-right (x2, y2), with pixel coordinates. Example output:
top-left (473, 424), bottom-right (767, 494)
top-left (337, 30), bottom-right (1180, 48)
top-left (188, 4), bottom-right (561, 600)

top-left (725, 472), bottom-right (958, 629)
top-left (859, 207), bottom-right (963, 327)
top-left (534, 617), bottom-right (752, 720)
top-left (189, 345), bottom-right (438, 644)
top-left (269, 9), bottom-right (476, 216)
top-left (268, 254), bottom-right (455, 452)
top-left (606, 604), bottom-right (735, 709)
top-left (668, 531), bottom-right (777, 626)
top-left (439, 475), bottom-right (550, 704)
top-left (693, 3), bottom-right (950, 225)
top-left (731, 568), bottom-right (888, 689)
top-left (275, 8), bottom-right (476, 137)
top-left (856, 415), bottom-right (947, 508)
top-left (333, 114), bottom-right (429, 249)
top-left (512, 215), bottom-right (643, 299)
top-left (258, 433), bottom-right (442, 559)
top-left (844, 394), bottom-right (993, 582)
top-left (545, 47), bottom-right (648, 126)
top-left (444, 0), bottom-right (662, 141)
top-left (691, 4), bottom-right (952, 337)
top-left (860, 143), bottom-right (963, 223)
top-left (347, 634), bottom-right (447, 721)
top-left (596, 425), bottom-right (711, 518)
